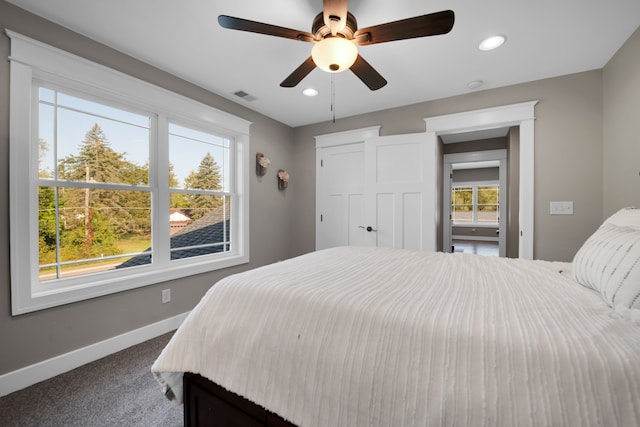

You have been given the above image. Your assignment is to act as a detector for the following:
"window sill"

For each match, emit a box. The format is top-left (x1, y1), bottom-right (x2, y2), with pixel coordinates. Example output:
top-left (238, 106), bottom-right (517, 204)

top-left (13, 253), bottom-right (249, 315)
top-left (452, 223), bottom-right (499, 228)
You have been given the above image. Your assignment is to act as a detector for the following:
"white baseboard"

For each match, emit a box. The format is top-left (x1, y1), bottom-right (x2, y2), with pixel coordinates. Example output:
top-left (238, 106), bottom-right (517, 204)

top-left (0, 311), bottom-right (190, 398)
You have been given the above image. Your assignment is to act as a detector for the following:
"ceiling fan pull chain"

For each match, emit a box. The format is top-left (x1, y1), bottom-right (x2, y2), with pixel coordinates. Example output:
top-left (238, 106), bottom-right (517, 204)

top-left (331, 73), bottom-right (336, 123)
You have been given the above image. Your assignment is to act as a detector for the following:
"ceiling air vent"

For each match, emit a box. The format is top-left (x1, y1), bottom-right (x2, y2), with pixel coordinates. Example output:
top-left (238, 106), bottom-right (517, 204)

top-left (233, 90), bottom-right (258, 102)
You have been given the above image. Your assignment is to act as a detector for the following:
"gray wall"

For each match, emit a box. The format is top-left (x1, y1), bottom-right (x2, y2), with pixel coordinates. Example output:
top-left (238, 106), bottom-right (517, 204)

top-left (0, 1), bottom-right (296, 374)
top-left (603, 26), bottom-right (640, 215)
top-left (442, 137), bottom-right (507, 155)
top-left (291, 70), bottom-right (605, 262)
top-left (452, 167), bottom-right (500, 183)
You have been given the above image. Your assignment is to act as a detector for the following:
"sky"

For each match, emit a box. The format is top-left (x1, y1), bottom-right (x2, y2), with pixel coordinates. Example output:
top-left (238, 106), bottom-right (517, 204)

top-left (38, 87), bottom-right (230, 190)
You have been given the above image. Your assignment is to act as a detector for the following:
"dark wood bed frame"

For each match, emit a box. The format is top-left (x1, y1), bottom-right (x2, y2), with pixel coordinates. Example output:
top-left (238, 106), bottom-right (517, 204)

top-left (183, 372), bottom-right (297, 427)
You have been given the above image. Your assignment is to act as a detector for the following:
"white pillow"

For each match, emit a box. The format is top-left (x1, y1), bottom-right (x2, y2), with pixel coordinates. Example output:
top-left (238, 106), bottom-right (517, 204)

top-left (602, 207), bottom-right (640, 230)
top-left (572, 224), bottom-right (640, 309)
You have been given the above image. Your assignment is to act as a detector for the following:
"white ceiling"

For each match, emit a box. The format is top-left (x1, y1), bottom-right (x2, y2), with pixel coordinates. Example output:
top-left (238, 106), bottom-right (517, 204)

top-left (7, 0), bottom-right (640, 127)
top-left (452, 161), bottom-right (499, 170)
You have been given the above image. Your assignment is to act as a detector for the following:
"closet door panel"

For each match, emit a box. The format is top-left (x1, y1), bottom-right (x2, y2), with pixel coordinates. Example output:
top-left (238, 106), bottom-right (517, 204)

top-left (365, 133), bottom-right (435, 251)
top-left (316, 143), bottom-right (370, 250)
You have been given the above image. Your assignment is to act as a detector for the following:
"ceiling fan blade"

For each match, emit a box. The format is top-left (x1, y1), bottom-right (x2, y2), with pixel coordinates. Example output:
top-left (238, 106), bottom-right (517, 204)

top-left (354, 10), bottom-right (454, 46)
top-left (218, 15), bottom-right (315, 42)
top-left (280, 57), bottom-right (317, 88)
top-left (323, 0), bottom-right (348, 35)
top-left (350, 55), bottom-right (387, 91)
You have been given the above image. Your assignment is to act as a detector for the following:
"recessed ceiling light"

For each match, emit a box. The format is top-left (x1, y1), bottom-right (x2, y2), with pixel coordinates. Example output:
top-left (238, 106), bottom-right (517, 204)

top-left (479, 35), bottom-right (506, 51)
top-left (302, 88), bottom-right (319, 97)
top-left (467, 80), bottom-right (484, 90)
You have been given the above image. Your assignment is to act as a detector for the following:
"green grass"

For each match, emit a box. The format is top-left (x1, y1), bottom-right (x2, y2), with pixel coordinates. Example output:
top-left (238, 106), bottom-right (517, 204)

top-left (114, 235), bottom-right (151, 254)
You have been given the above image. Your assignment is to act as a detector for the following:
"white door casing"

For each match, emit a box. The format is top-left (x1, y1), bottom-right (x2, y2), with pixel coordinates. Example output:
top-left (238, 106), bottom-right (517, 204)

top-left (425, 101), bottom-right (537, 259)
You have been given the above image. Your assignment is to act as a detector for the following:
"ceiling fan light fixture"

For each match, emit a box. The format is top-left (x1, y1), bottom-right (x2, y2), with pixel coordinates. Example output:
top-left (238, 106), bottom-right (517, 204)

top-left (219, 8), bottom-right (454, 90)
top-left (479, 35), bottom-right (506, 51)
top-left (311, 37), bottom-right (358, 73)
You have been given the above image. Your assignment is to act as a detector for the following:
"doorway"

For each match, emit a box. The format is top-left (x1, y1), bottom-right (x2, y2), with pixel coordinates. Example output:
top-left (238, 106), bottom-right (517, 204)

top-left (443, 150), bottom-right (507, 257)
top-left (425, 101), bottom-right (537, 259)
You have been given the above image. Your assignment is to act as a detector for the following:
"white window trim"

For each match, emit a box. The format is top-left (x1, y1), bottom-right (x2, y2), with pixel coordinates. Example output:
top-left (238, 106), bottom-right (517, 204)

top-left (8, 30), bottom-right (251, 315)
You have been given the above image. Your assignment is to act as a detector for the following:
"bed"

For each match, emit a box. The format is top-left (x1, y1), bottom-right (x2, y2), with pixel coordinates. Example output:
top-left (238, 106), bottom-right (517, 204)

top-left (152, 208), bottom-right (640, 427)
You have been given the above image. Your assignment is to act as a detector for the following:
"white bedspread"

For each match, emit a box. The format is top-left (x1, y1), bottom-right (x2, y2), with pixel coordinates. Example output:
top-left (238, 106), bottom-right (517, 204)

top-left (152, 246), bottom-right (640, 426)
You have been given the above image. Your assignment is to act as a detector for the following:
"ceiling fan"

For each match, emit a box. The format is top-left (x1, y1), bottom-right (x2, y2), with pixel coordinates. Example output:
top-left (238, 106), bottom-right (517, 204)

top-left (218, 0), bottom-right (454, 91)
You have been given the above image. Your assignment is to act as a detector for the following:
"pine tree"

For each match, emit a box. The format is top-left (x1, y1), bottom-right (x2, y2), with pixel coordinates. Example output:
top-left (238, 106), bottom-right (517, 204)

top-left (57, 123), bottom-right (148, 256)
top-left (183, 152), bottom-right (223, 220)
top-left (185, 152), bottom-right (221, 190)
top-left (60, 124), bottom-right (124, 183)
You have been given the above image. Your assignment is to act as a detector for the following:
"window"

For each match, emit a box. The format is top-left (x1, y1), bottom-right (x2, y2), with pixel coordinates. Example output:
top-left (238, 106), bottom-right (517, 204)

top-left (452, 184), bottom-right (500, 225)
top-left (166, 123), bottom-right (232, 261)
top-left (38, 87), bottom-right (154, 280)
top-left (9, 31), bottom-right (250, 314)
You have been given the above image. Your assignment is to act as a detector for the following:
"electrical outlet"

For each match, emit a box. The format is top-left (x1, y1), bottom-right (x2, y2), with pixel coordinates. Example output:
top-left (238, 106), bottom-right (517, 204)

top-left (162, 289), bottom-right (171, 304)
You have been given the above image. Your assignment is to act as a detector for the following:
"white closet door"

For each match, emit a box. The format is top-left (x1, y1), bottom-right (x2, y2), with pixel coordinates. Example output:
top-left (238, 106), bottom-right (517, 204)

top-left (316, 131), bottom-right (436, 252)
top-left (316, 143), bottom-right (374, 250)
top-left (363, 133), bottom-right (434, 250)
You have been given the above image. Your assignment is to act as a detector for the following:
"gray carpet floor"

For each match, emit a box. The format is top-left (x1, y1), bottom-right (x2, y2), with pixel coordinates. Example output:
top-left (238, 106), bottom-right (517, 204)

top-left (0, 332), bottom-right (183, 427)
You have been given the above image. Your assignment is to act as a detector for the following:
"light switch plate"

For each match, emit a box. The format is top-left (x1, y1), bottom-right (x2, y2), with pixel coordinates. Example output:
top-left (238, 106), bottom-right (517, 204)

top-left (550, 201), bottom-right (574, 215)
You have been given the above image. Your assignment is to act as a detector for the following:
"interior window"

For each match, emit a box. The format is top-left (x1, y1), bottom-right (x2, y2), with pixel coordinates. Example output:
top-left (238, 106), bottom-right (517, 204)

top-left (452, 184), bottom-right (499, 225)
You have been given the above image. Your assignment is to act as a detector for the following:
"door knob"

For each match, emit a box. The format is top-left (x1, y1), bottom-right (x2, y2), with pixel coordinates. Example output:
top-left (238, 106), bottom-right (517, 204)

top-left (358, 226), bottom-right (377, 232)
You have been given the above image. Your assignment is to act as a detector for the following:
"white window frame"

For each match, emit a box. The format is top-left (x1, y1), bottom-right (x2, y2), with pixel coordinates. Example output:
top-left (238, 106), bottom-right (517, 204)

top-left (451, 181), bottom-right (500, 226)
top-left (8, 30), bottom-right (251, 315)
